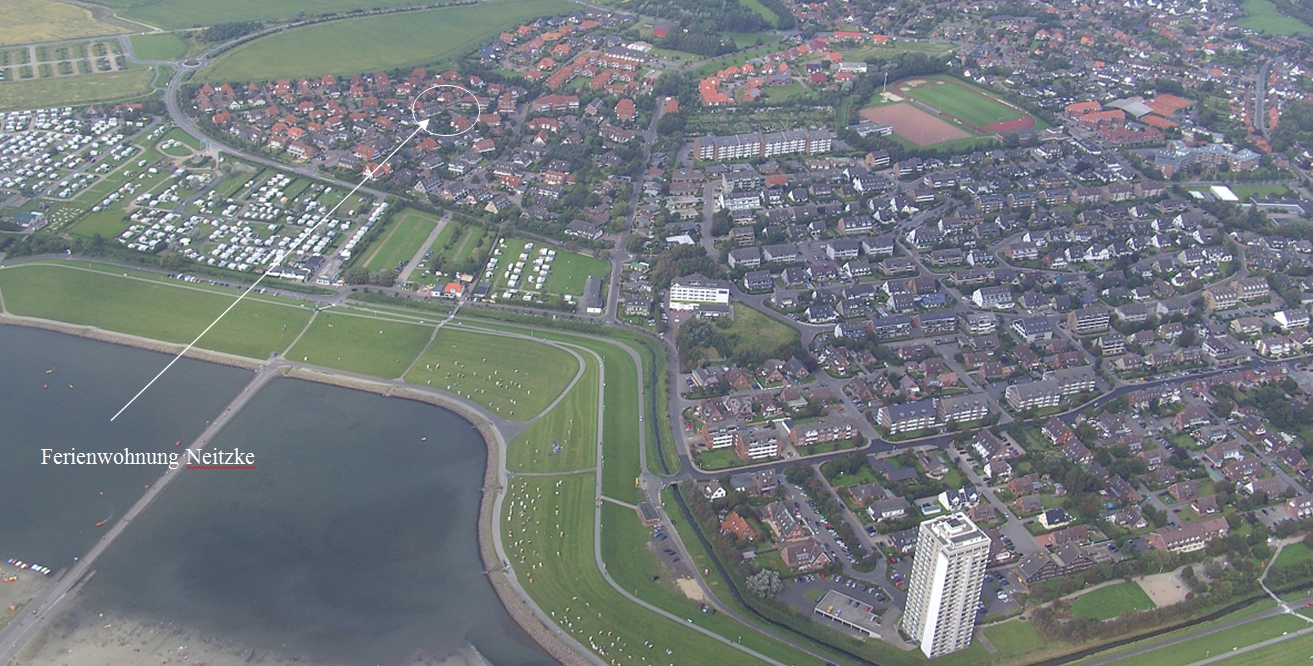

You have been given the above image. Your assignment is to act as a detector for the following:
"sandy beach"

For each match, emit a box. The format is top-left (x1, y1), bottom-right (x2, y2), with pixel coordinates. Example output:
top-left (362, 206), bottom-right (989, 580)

top-left (0, 565), bottom-right (47, 627)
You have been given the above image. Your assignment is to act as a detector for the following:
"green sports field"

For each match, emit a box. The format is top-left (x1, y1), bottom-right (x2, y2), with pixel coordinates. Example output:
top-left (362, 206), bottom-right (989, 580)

top-left (902, 76), bottom-right (1026, 128)
top-left (0, 262), bottom-right (312, 358)
top-left (362, 208), bottom-right (441, 274)
top-left (285, 311), bottom-right (433, 378)
top-left (199, 0), bottom-right (574, 82)
top-left (404, 326), bottom-right (579, 417)
top-left (1072, 582), bottom-right (1156, 620)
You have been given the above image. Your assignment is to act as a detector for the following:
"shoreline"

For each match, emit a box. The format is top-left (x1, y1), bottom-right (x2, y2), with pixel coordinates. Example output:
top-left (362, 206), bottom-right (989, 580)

top-left (0, 315), bottom-right (588, 666)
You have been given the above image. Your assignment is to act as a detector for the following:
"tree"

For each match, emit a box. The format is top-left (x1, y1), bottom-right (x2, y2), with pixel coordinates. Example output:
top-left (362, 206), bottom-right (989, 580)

top-left (746, 568), bottom-right (783, 598)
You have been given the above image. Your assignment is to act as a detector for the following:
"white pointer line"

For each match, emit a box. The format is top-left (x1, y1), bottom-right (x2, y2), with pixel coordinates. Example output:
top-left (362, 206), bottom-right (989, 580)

top-left (110, 121), bottom-right (430, 422)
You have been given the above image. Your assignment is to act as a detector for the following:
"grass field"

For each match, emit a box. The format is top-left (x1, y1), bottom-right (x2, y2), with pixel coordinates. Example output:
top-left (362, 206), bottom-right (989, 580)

top-left (541, 248), bottom-right (609, 296)
top-left (0, 68), bottom-right (154, 111)
top-left (1274, 542), bottom-right (1313, 569)
top-left (404, 326), bottom-right (579, 417)
top-left (738, 0), bottom-right (779, 24)
top-left (362, 208), bottom-right (441, 274)
top-left (505, 356), bottom-right (598, 472)
top-left (0, 0), bottom-right (124, 47)
top-left (129, 33), bottom-right (190, 61)
top-left (99, 0), bottom-right (441, 30)
top-left (1212, 629), bottom-right (1313, 665)
top-left (1241, 0), bottom-right (1313, 34)
top-left (285, 311), bottom-right (433, 378)
top-left (200, 0), bottom-right (574, 82)
top-left (1072, 582), bottom-right (1157, 620)
top-left (902, 76), bottom-right (1025, 127)
top-left (0, 262), bottom-right (312, 358)
top-left (503, 474), bottom-right (777, 666)
top-left (1229, 183), bottom-right (1293, 199)
top-left (1105, 614), bottom-right (1310, 666)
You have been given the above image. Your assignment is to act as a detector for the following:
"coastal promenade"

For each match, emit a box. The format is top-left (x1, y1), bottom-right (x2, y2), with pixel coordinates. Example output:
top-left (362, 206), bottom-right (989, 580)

top-left (0, 362), bottom-right (280, 665)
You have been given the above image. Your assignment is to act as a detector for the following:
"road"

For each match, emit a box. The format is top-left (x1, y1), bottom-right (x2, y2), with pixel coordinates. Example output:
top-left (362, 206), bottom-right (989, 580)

top-left (1256, 58), bottom-right (1276, 143)
top-left (603, 101), bottom-right (662, 323)
top-left (0, 362), bottom-right (280, 665)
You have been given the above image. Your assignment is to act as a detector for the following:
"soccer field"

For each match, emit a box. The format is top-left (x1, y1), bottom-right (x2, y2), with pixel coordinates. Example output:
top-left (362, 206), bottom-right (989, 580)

top-left (902, 77), bottom-right (1025, 128)
top-left (1071, 582), bottom-right (1156, 620)
top-left (200, 0), bottom-right (574, 82)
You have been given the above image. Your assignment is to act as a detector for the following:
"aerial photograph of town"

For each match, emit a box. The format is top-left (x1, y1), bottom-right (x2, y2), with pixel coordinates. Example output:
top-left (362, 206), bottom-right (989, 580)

top-left (7, 0), bottom-right (1313, 664)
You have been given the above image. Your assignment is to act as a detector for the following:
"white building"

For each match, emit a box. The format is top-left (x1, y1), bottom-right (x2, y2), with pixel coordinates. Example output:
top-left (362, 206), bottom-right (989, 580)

top-left (902, 513), bottom-right (990, 658)
top-left (668, 273), bottom-right (731, 313)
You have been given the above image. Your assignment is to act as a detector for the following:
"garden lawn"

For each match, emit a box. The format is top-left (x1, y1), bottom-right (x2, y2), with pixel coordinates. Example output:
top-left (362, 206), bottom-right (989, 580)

top-left (200, 0), bottom-right (574, 82)
top-left (541, 248), bottom-right (610, 296)
top-left (505, 355), bottom-right (598, 473)
top-left (503, 474), bottom-right (774, 666)
top-left (285, 311), bottom-right (432, 378)
top-left (1071, 582), bottom-right (1156, 620)
top-left (903, 76), bottom-right (1024, 127)
top-left (1274, 542), bottom-right (1313, 569)
top-left (362, 208), bottom-right (441, 273)
top-left (0, 262), bottom-right (312, 359)
top-left (404, 326), bottom-right (579, 417)
top-left (1106, 614), bottom-right (1310, 666)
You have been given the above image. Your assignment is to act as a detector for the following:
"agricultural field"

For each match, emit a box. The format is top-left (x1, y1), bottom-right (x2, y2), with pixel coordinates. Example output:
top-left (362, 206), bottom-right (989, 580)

top-left (1071, 582), bottom-right (1157, 620)
top-left (0, 0), bottom-right (124, 47)
top-left (404, 326), bottom-right (579, 416)
top-left (99, 0), bottom-right (443, 30)
top-left (1241, 0), bottom-right (1313, 34)
top-left (0, 262), bottom-right (313, 359)
top-left (200, 0), bottom-right (574, 82)
top-left (285, 311), bottom-right (433, 378)
top-left (362, 208), bottom-right (441, 274)
top-left (129, 32), bottom-right (192, 61)
top-left (0, 69), bottom-right (154, 111)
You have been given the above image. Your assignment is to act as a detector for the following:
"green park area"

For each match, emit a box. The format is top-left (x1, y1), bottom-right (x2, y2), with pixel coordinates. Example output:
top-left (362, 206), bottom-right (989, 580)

top-left (404, 326), bottom-right (579, 417)
top-left (1102, 614), bottom-right (1310, 666)
top-left (1210, 629), bottom-right (1313, 665)
top-left (99, 0), bottom-right (442, 29)
top-left (1241, 0), bottom-right (1313, 34)
top-left (0, 69), bottom-right (154, 112)
top-left (362, 208), bottom-right (442, 274)
top-left (504, 356), bottom-right (598, 471)
top-left (0, 262), bottom-right (312, 358)
top-left (129, 32), bottom-right (191, 61)
top-left (200, 0), bottom-right (573, 82)
top-left (1274, 542), bottom-right (1313, 569)
top-left (902, 76), bottom-right (1026, 127)
top-left (679, 302), bottom-right (800, 368)
top-left (285, 311), bottom-right (433, 378)
top-left (503, 474), bottom-right (783, 666)
top-left (1072, 582), bottom-right (1157, 620)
